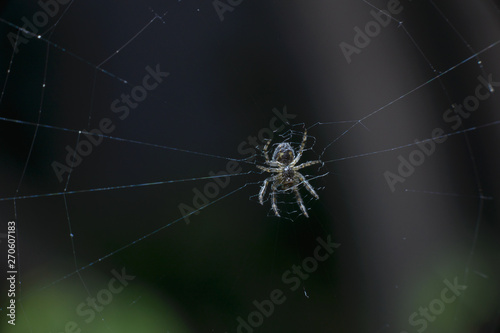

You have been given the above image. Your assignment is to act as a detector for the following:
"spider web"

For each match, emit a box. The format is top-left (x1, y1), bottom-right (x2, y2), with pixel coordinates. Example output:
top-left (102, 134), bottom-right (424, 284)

top-left (0, 0), bottom-right (500, 332)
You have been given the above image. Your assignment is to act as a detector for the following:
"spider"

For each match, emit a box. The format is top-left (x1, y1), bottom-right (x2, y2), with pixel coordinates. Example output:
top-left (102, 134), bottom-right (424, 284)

top-left (257, 129), bottom-right (322, 218)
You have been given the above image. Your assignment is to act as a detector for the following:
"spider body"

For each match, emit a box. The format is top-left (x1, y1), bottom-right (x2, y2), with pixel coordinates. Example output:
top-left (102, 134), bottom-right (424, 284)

top-left (257, 129), bottom-right (322, 218)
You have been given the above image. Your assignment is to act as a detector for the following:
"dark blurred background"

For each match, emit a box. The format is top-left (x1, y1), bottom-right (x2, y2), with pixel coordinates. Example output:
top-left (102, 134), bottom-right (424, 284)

top-left (1, 0), bottom-right (500, 332)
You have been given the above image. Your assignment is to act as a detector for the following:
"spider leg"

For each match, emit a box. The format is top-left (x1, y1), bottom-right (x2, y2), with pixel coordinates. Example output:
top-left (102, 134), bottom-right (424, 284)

top-left (256, 165), bottom-right (280, 173)
top-left (262, 139), bottom-right (272, 164)
top-left (294, 160), bottom-right (322, 170)
top-left (268, 161), bottom-right (283, 167)
top-left (259, 175), bottom-right (279, 205)
top-left (291, 128), bottom-right (308, 166)
top-left (259, 177), bottom-right (270, 205)
top-left (293, 186), bottom-right (309, 218)
top-left (271, 182), bottom-right (280, 217)
top-left (296, 172), bottom-right (319, 199)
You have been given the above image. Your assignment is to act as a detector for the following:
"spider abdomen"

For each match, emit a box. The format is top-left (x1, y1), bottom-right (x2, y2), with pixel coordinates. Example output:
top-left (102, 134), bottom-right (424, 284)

top-left (272, 143), bottom-right (295, 165)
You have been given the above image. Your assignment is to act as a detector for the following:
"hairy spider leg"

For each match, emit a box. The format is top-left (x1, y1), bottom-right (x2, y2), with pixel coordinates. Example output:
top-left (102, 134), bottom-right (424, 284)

top-left (259, 175), bottom-right (277, 205)
top-left (296, 172), bottom-right (319, 199)
top-left (291, 129), bottom-right (308, 166)
top-left (262, 138), bottom-right (272, 164)
top-left (256, 165), bottom-right (279, 173)
top-left (293, 186), bottom-right (309, 217)
top-left (294, 160), bottom-right (322, 170)
top-left (271, 182), bottom-right (280, 217)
